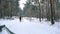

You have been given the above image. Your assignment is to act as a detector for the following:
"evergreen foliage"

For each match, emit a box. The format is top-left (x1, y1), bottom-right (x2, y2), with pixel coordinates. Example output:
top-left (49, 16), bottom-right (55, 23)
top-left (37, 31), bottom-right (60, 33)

top-left (0, 0), bottom-right (22, 17)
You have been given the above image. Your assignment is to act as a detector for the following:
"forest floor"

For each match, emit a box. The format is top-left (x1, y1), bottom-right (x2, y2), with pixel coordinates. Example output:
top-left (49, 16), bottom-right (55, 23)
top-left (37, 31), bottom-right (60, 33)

top-left (0, 17), bottom-right (60, 34)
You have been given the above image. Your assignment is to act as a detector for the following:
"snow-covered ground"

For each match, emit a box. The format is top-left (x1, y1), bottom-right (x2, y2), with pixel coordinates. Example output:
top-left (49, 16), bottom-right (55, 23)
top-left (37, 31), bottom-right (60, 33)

top-left (0, 17), bottom-right (60, 34)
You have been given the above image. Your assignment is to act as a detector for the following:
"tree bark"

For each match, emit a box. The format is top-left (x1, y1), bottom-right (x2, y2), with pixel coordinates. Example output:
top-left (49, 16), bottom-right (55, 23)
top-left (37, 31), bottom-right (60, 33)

top-left (38, 0), bottom-right (41, 22)
top-left (46, 0), bottom-right (50, 21)
top-left (50, 0), bottom-right (54, 24)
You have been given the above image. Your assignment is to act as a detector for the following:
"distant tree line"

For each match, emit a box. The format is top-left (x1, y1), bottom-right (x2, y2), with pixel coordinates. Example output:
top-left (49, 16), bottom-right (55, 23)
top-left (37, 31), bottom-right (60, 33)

top-left (23, 0), bottom-right (60, 20)
top-left (0, 0), bottom-right (22, 18)
top-left (23, 0), bottom-right (60, 24)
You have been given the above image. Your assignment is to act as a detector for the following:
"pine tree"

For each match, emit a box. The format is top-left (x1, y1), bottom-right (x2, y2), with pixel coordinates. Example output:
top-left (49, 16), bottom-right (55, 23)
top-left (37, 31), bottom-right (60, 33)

top-left (50, 0), bottom-right (54, 24)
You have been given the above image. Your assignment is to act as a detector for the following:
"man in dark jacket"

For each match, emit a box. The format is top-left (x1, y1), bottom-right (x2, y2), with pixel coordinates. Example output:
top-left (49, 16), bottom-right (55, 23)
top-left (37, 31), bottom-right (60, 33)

top-left (19, 16), bottom-right (21, 22)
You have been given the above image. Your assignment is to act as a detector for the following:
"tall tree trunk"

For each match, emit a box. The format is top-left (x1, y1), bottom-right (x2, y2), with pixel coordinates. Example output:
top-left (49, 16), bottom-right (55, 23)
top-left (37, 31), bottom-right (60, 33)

top-left (50, 0), bottom-right (54, 24)
top-left (38, 0), bottom-right (41, 22)
top-left (46, 0), bottom-right (50, 21)
top-left (55, 0), bottom-right (59, 20)
top-left (54, 0), bottom-right (57, 20)
top-left (9, 2), bottom-right (12, 17)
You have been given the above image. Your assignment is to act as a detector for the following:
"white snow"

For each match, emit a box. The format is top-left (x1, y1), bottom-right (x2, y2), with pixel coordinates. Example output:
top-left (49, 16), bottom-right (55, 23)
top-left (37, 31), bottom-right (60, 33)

top-left (0, 17), bottom-right (60, 34)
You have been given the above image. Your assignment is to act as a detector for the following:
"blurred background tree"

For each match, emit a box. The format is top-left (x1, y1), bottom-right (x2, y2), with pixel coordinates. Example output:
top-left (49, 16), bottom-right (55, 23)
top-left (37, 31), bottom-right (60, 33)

top-left (0, 0), bottom-right (22, 18)
top-left (0, 0), bottom-right (60, 22)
